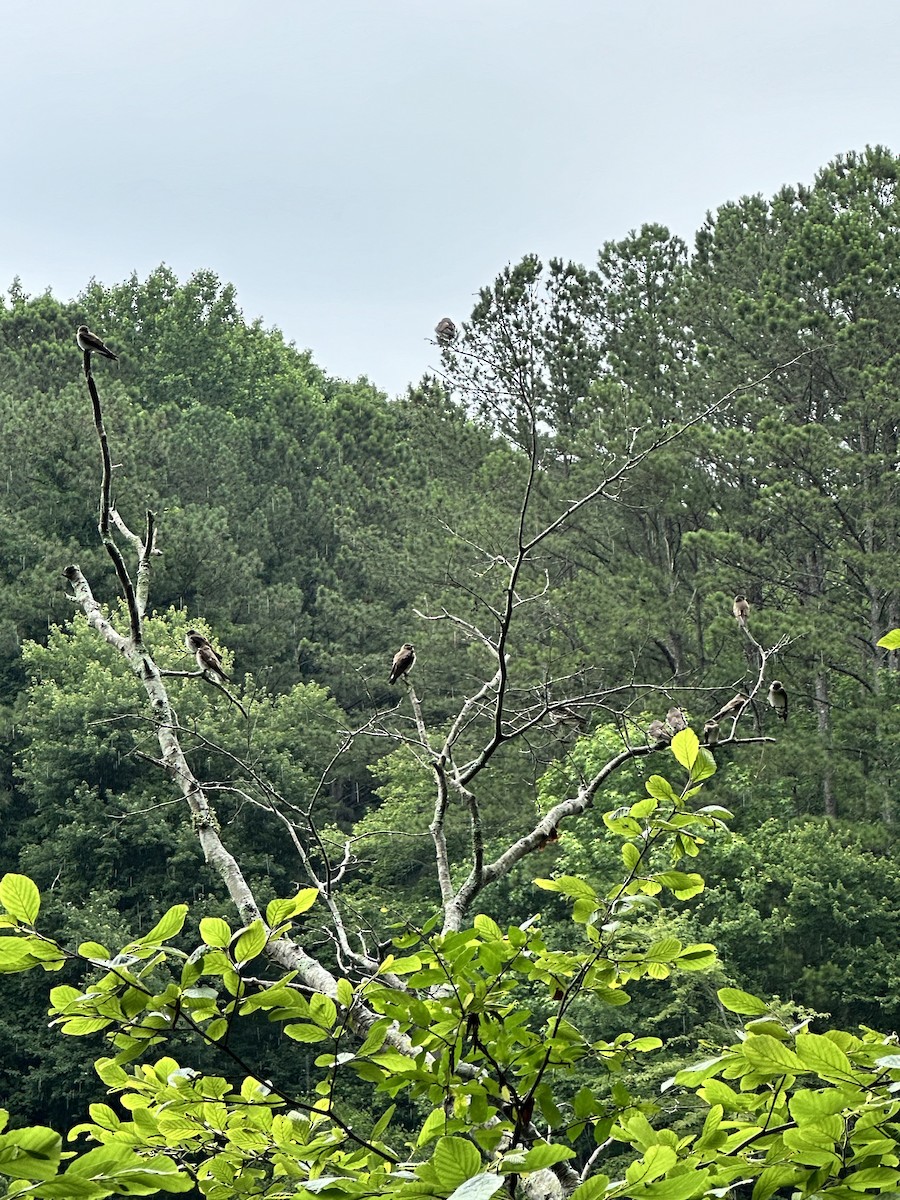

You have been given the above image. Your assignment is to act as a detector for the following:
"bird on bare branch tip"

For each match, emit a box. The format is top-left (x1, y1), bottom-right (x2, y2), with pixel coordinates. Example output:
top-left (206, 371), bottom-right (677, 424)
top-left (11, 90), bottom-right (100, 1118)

top-left (434, 317), bottom-right (457, 346)
top-left (76, 325), bottom-right (118, 361)
top-left (389, 642), bottom-right (416, 685)
top-left (767, 680), bottom-right (788, 722)
top-left (185, 629), bottom-right (231, 684)
top-left (732, 595), bottom-right (750, 627)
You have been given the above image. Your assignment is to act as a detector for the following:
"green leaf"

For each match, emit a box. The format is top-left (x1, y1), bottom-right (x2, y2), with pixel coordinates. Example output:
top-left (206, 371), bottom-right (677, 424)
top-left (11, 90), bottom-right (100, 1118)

top-left (77, 941), bottom-right (111, 960)
top-left (718, 987), bottom-right (769, 1015)
top-left (447, 1175), bottom-right (505, 1200)
top-left (284, 1023), bottom-right (330, 1043)
top-left (794, 1032), bottom-right (854, 1080)
top-left (515, 1144), bottom-right (574, 1170)
top-left (266, 888), bottom-right (318, 926)
top-left (843, 1166), bottom-right (900, 1190)
top-left (655, 871), bottom-right (704, 900)
top-left (233, 920), bottom-right (267, 964)
top-left (0, 938), bottom-right (40, 973)
top-left (670, 728), bottom-right (699, 771)
top-left (199, 917), bottom-right (231, 948)
top-left (135, 905), bottom-right (188, 946)
top-left (742, 1034), bottom-right (804, 1073)
top-left (877, 629), bottom-right (900, 650)
top-left (645, 775), bottom-right (679, 803)
top-left (474, 914), bottom-right (504, 940)
top-left (432, 1136), bottom-right (482, 1188)
top-left (336, 978), bottom-right (354, 1008)
top-left (0, 874), bottom-right (40, 924)
top-left (0, 1125), bottom-right (62, 1180)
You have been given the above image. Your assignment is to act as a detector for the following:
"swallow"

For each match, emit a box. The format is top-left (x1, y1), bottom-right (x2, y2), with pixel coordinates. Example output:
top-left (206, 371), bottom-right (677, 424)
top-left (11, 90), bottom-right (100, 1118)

top-left (647, 720), bottom-right (672, 746)
top-left (185, 629), bottom-right (231, 684)
top-left (434, 317), bottom-right (457, 346)
top-left (732, 595), bottom-right (750, 627)
top-left (767, 680), bottom-right (788, 722)
top-left (76, 325), bottom-right (118, 361)
top-left (702, 718), bottom-right (720, 746)
top-left (712, 693), bottom-right (749, 722)
top-left (665, 706), bottom-right (687, 734)
top-left (389, 642), bottom-right (416, 685)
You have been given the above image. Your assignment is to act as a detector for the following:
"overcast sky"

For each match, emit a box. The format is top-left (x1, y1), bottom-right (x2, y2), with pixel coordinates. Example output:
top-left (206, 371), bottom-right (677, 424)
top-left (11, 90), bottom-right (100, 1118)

top-left (4, 1), bottom-right (900, 395)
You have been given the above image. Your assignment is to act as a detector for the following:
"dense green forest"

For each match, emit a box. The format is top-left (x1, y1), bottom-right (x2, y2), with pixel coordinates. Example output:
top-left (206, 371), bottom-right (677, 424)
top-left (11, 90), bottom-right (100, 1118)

top-left (2, 146), bottom-right (900, 1197)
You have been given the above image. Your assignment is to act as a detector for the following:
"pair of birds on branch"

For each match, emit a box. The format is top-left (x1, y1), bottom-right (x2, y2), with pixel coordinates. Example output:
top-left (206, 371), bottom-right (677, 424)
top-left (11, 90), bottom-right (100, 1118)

top-left (730, 592), bottom-right (789, 721)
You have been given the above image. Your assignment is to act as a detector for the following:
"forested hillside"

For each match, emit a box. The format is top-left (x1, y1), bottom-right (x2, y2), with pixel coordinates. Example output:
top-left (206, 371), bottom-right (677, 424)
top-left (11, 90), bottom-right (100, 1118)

top-left (1, 147), bottom-right (900, 1197)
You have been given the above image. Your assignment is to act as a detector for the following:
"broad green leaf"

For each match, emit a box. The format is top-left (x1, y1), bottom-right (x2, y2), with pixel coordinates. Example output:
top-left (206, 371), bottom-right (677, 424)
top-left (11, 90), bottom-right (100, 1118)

top-left (718, 987), bottom-right (769, 1016)
top-left (645, 776), bottom-right (679, 803)
top-left (267, 888), bottom-right (318, 926)
top-left (199, 918), bottom-right (231, 948)
top-left (0, 874), bottom-right (40, 924)
top-left (135, 905), bottom-right (188, 946)
top-left (447, 1175), bottom-right (505, 1200)
top-left (742, 1034), bottom-right (804, 1073)
top-left (336, 978), bottom-right (354, 1009)
top-left (877, 629), bottom-right (900, 650)
top-left (432, 1136), bottom-right (482, 1188)
top-left (625, 1144), bottom-right (677, 1185)
top-left (670, 728), bottom-right (699, 771)
top-left (514, 1144), bottom-right (574, 1170)
top-left (233, 920), bottom-right (267, 964)
top-left (0, 938), bottom-right (40, 973)
top-left (795, 1032), bottom-right (854, 1080)
top-left (284, 1023), bottom-right (330, 1043)
top-left (0, 1125), bottom-right (62, 1180)
top-left (655, 871), bottom-right (704, 899)
top-left (474, 914), bottom-right (503, 940)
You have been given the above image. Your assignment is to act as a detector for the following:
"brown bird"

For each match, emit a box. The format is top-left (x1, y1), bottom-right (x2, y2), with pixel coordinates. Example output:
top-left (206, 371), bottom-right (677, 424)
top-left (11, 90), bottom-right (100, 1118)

top-left (732, 595), bottom-right (750, 627)
top-left (665, 706), bottom-right (687, 734)
top-left (185, 629), bottom-right (231, 684)
top-left (702, 718), bottom-right (720, 747)
top-left (647, 720), bottom-right (672, 746)
top-left (389, 642), bottom-right (416, 685)
top-left (712, 693), bottom-right (749, 723)
top-left (76, 325), bottom-right (118, 361)
top-left (767, 680), bottom-right (788, 722)
top-left (434, 317), bottom-right (457, 346)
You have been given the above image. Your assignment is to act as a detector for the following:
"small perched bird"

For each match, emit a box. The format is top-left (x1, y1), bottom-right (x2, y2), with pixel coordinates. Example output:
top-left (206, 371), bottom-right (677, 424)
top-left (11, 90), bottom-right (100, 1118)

top-left (702, 718), bottom-right (720, 747)
top-left (185, 629), bottom-right (231, 684)
top-left (732, 595), bottom-right (750, 627)
top-left (665, 706), bottom-right (687, 734)
top-left (76, 325), bottom-right (118, 361)
top-left (549, 704), bottom-right (587, 730)
top-left (712, 693), bottom-right (749, 722)
top-left (434, 317), bottom-right (457, 346)
top-left (389, 642), bottom-right (416, 685)
top-left (647, 720), bottom-right (672, 746)
top-left (767, 679), bottom-right (788, 722)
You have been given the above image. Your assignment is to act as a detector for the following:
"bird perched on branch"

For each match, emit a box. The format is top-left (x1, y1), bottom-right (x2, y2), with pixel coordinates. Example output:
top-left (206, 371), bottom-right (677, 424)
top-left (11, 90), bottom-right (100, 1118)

top-left (702, 718), bottom-right (720, 747)
top-left (647, 720), bottom-right (672, 746)
top-left (665, 706), bottom-right (687, 734)
top-left (185, 629), bottom-right (231, 684)
top-left (767, 679), bottom-right (788, 722)
top-left (389, 642), bottom-right (416, 685)
top-left (732, 595), bottom-right (750, 627)
top-left (434, 317), bottom-right (457, 346)
top-left (76, 325), bottom-right (118, 361)
top-left (712, 693), bottom-right (748, 722)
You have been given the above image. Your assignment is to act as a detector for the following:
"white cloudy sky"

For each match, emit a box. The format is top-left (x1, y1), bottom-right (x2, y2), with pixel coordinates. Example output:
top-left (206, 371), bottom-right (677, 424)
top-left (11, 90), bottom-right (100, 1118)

top-left (4, 1), bottom-right (900, 395)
